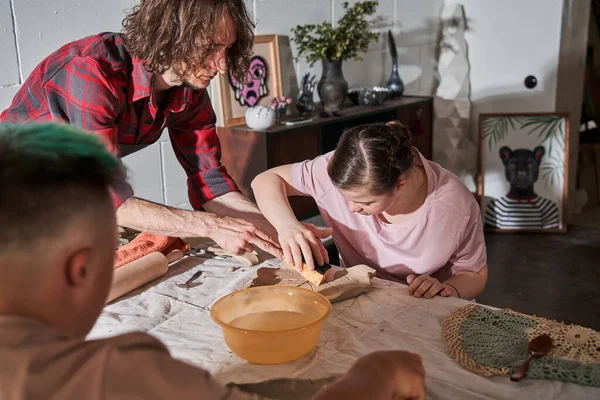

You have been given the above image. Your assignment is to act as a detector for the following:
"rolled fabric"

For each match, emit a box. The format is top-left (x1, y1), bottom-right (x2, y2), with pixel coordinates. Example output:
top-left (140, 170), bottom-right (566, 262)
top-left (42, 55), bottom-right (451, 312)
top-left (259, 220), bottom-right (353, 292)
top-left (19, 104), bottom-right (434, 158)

top-left (114, 232), bottom-right (190, 268)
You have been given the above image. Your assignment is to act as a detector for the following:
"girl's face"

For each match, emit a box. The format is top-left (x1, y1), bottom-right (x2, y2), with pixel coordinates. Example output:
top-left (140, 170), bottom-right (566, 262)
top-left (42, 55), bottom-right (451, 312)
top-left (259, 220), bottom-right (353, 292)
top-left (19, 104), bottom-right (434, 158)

top-left (337, 184), bottom-right (399, 216)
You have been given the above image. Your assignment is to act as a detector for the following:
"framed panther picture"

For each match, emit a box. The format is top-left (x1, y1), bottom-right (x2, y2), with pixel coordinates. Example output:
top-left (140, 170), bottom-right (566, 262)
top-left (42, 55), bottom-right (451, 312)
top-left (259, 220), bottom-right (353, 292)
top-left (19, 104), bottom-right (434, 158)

top-left (477, 112), bottom-right (570, 233)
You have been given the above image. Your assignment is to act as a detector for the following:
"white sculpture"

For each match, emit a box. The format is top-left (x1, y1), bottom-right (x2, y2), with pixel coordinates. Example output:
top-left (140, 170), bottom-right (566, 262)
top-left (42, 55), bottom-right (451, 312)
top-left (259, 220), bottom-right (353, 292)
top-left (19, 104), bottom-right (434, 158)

top-left (433, 4), bottom-right (477, 189)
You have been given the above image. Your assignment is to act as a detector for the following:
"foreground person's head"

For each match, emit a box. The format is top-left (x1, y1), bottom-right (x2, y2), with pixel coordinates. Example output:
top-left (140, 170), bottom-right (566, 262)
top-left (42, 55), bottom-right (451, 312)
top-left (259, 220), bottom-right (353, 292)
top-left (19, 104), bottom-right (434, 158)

top-left (0, 123), bottom-right (125, 337)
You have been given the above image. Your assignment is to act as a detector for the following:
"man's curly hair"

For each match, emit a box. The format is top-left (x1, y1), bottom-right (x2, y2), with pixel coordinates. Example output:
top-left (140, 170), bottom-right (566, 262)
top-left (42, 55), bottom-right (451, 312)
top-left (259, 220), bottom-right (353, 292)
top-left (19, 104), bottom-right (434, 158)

top-left (122, 0), bottom-right (255, 82)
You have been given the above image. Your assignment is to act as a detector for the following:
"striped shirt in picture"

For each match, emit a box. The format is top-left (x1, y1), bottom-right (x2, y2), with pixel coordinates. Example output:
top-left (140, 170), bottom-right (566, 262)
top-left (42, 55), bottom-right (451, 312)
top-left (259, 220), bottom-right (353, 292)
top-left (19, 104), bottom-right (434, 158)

top-left (484, 194), bottom-right (560, 229)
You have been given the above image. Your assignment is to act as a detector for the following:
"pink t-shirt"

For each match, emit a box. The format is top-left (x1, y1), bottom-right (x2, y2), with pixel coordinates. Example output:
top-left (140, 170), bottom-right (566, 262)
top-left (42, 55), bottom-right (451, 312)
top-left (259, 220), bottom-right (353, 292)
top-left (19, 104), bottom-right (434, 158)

top-left (290, 148), bottom-right (487, 283)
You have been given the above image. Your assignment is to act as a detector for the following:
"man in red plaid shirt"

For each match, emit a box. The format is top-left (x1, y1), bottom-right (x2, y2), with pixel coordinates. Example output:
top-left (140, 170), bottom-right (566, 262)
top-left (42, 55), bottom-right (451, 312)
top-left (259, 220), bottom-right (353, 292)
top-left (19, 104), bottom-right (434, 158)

top-left (1, 0), bottom-right (332, 259)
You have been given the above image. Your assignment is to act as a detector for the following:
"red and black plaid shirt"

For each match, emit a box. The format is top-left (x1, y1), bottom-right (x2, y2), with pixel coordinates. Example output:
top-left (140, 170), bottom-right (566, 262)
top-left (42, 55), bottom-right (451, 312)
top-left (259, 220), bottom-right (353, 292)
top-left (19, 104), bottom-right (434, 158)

top-left (0, 32), bottom-right (239, 209)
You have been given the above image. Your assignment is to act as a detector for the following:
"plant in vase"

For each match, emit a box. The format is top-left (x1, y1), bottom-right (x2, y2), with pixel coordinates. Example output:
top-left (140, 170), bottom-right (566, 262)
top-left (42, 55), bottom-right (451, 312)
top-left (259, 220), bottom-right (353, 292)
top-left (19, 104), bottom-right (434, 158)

top-left (291, 1), bottom-right (379, 112)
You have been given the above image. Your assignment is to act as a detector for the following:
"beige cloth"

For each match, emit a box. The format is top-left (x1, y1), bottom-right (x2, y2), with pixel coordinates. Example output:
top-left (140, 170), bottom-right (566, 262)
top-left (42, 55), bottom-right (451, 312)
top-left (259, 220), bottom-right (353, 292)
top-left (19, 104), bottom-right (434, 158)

top-left (0, 315), bottom-right (260, 400)
top-left (89, 251), bottom-right (600, 400)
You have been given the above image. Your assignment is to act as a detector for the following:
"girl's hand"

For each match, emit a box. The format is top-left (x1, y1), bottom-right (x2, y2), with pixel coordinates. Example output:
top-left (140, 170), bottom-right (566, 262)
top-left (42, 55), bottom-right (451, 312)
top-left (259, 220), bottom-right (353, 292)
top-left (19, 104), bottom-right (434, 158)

top-left (278, 222), bottom-right (332, 271)
top-left (406, 274), bottom-right (458, 298)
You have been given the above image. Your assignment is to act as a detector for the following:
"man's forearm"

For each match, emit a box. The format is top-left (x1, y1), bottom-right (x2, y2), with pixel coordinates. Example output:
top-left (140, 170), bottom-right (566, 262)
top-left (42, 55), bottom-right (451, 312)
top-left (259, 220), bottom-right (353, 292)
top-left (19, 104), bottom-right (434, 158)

top-left (117, 193), bottom-right (282, 257)
top-left (202, 191), bottom-right (278, 239)
top-left (445, 265), bottom-right (488, 300)
top-left (116, 196), bottom-right (214, 237)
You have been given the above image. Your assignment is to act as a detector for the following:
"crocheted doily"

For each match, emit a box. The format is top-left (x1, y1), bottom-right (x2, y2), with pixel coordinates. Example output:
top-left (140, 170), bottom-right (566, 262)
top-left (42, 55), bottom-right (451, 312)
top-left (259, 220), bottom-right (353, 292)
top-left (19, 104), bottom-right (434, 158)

top-left (443, 304), bottom-right (600, 387)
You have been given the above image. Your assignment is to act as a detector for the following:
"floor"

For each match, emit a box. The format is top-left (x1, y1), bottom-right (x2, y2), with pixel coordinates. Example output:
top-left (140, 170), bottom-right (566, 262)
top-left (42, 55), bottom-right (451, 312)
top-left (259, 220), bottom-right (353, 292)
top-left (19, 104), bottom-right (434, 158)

top-left (478, 209), bottom-right (600, 331)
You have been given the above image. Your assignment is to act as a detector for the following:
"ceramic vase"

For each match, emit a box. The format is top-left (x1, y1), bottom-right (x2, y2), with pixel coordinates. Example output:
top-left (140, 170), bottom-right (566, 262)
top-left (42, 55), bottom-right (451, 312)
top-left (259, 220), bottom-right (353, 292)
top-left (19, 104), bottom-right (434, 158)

top-left (245, 106), bottom-right (275, 130)
top-left (386, 30), bottom-right (405, 97)
top-left (317, 59), bottom-right (348, 112)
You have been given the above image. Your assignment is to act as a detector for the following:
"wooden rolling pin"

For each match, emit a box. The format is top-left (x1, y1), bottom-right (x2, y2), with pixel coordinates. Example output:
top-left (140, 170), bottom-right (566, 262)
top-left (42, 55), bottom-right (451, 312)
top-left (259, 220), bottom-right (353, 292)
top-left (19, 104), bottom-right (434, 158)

top-left (106, 250), bottom-right (184, 303)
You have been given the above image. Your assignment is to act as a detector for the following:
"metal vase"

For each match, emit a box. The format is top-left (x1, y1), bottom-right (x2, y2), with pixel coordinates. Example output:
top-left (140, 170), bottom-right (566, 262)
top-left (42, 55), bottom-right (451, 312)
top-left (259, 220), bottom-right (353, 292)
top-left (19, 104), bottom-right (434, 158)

top-left (317, 59), bottom-right (348, 112)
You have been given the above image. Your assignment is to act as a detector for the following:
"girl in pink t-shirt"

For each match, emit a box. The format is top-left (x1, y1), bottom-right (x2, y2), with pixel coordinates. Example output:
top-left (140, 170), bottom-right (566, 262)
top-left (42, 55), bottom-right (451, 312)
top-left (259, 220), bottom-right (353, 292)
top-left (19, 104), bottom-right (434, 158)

top-left (251, 121), bottom-right (488, 300)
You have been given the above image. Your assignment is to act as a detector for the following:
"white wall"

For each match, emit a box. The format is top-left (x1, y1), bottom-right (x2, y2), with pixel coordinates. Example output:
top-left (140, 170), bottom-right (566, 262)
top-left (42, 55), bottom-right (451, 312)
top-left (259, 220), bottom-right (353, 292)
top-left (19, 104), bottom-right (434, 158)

top-left (443, 0), bottom-right (565, 191)
top-left (446, 0), bottom-right (563, 110)
top-left (441, 0), bottom-right (589, 220)
top-left (0, 0), bottom-right (443, 210)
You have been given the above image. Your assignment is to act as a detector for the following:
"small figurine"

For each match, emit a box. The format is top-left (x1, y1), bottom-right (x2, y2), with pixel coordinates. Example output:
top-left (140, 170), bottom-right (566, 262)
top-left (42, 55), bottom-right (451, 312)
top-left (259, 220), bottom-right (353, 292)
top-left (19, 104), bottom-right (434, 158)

top-left (270, 96), bottom-right (292, 122)
top-left (296, 72), bottom-right (316, 115)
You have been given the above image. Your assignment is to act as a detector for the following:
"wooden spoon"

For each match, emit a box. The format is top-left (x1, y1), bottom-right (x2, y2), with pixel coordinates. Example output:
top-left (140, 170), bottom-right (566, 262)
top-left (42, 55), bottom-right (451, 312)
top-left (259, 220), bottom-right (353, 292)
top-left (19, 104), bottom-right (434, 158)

top-left (510, 334), bottom-right (553, 382)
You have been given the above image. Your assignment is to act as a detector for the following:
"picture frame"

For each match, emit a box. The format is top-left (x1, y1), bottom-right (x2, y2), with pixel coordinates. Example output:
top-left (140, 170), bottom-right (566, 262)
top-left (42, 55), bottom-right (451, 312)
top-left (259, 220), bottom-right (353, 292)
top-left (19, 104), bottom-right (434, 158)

top-left (477, 112), bottom-right (570, 233)
top-left (215, 34), bottom-right (283, 127)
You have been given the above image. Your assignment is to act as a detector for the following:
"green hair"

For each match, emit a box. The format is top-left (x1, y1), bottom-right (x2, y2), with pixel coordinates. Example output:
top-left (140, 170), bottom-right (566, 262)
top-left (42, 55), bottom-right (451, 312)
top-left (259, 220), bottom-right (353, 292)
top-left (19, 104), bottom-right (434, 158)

top-left (0, 123), bottom-right (126, 251)
top-left (0, 122), bottom-right (123, 185)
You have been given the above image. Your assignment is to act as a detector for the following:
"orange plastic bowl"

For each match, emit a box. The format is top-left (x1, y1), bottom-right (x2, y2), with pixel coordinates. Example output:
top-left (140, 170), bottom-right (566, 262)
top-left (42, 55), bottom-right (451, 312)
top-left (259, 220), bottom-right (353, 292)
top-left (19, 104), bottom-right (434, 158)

top-left (210, 286), bottom-right (332, 365)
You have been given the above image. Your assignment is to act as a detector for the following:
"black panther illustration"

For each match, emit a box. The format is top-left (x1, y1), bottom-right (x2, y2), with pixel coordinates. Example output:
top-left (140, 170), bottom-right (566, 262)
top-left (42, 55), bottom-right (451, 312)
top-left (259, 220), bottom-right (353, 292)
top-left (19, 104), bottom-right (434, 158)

top-left (484, 145), bottom-right (560, 229)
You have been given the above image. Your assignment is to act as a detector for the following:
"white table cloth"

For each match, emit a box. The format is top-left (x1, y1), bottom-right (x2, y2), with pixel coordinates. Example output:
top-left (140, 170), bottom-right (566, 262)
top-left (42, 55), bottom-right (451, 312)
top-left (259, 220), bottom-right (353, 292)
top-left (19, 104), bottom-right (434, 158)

top-left (89, 246), bottom-right (600, 399)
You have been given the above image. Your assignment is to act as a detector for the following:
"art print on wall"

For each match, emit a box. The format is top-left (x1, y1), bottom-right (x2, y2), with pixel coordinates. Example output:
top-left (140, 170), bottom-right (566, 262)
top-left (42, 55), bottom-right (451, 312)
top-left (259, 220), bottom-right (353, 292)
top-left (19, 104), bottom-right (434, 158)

top-left (477, 113), bottom-right (569, 233)
top-left (227, 55), bottom-right (269, 107)
top-left (215, 35), bottom-right (282, 127)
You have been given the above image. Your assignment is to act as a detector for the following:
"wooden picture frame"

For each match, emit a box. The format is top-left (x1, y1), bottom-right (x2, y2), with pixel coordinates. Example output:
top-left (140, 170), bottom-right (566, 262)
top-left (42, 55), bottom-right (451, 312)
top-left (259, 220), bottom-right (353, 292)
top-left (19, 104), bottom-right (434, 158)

top-left (477, 112), bottom-right (570, 233)
top-left (215, 34), bottom-right (283, 127)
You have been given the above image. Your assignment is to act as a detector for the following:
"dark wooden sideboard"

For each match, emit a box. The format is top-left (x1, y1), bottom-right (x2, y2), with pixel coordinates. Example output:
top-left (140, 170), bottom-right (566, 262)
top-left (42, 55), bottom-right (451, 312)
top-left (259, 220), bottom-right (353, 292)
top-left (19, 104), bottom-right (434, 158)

top-left (217, 95), bottom-right (433, 220)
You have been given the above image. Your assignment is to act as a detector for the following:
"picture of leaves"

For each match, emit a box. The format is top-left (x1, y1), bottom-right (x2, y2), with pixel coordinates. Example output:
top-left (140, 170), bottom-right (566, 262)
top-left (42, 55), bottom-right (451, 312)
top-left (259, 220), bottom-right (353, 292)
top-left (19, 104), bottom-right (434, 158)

top-left (482, 116), bottom-right (522, 152)
top-left (520, 115), bottom-right (565, 155)
top-left (482, 115), bottom-right (565, 188)
top-left (521, 115), bottom-right (565, 188)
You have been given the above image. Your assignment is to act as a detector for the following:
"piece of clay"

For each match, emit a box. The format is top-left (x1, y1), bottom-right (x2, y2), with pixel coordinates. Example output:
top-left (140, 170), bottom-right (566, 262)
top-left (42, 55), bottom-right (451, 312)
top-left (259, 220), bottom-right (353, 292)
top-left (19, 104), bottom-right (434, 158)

top-left (246, 264), bottom-right (377, 303)
top-left (324, 265), bottom-right (347, 282)
top-left (208, 246), bottom-right (260, 266)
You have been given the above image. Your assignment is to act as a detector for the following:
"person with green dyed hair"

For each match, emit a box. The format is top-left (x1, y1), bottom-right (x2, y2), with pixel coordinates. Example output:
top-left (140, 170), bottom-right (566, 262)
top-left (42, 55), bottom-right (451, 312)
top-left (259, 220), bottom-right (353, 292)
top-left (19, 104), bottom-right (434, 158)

top-left (0, 122), bottom-right (426, 400)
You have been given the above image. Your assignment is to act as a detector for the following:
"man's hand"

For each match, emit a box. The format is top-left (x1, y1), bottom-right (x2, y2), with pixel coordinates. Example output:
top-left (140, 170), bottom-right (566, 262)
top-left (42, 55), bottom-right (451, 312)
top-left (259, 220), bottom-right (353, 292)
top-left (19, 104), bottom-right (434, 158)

top-left (206, 215), bottom-right (282, 257)
top-left (407, 274), bottom-right (458, 298)
top-left (116, 196), bottom-right (284, 258)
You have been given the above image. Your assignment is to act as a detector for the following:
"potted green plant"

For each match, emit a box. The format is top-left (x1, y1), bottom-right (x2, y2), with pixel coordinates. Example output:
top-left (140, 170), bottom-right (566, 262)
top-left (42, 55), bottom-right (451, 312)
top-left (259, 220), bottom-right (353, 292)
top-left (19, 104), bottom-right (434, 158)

top-left (291, 1), bottom-right (379, 112)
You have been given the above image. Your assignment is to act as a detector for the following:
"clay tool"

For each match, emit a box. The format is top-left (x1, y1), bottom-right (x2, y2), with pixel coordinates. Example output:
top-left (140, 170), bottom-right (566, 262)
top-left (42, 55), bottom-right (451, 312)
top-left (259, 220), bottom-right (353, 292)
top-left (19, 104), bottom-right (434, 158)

top-left (176, 270), bottom-right (203, 289)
